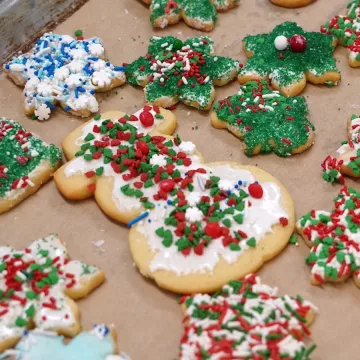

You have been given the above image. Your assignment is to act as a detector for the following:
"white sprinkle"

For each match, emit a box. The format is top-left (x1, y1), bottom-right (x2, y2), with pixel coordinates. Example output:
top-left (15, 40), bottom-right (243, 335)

top-left (262, 93), bottom-right (280, 98)
top-left (125, 8), bottom-right (129, 14)
top-left (26, 179), bottom-right (35, 187)
top-left (93, 240), bottom-right (105, 248)
top-left (204, 76), bottom-right (210, 84)
top-left (265, 106), bottom-right (274, 112)
top-left (16, 179), bottom-right (24, 189)
top-left (182, 76), bottom-right (188, 85)
top-left (161, 42), bottom-right (169, 48)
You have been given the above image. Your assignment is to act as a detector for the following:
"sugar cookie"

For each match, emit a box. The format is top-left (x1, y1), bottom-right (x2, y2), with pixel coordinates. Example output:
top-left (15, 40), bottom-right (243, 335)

top-left (321, 115), bottom-right (360, 183)
top-left (0, 234), bottom-right (105, 352)
top-left (238, 22), bottom-right (340, 96)
top-left (270, 0), bottom-right (316, 8)
top-left (211, 81), bottom-right (315, 156)
top-left (179, 274), bottom-right (317, 360)
top-left (3, 33), bottom-right (126, 120)
top-left (0, 325), bottom-right (130, 360)
top-left (321, 0), bottom-right (360, 67)
top-left (53, 107), bottom-right (294, 294)
top-left (0, 118), bottom-right (62, 215)
top-left (142, 0), bottom-right (239, 31)
top-left (126, 36), bottom-right (239, 110)
top-left (297, 187), bottom-right (360, 287)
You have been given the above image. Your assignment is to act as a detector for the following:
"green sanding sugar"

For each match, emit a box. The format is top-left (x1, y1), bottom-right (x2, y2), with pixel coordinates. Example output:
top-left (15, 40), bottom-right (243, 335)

top-left (240, 22), bottom-right (340, 87)
top-left (0, 118), bottom-right (61, 197)
top-left (213, 80), bottom-right (315, 157)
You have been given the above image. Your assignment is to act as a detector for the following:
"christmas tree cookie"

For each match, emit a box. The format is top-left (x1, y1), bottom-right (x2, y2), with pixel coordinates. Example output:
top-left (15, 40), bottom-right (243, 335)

top-left (0, 325), bottom-right (130, 360)
top-left (238, 22), bottom-right (340, 97)
top-left (270, 0), bottom-right (316, 7)
top-left (211, 81), bottom-right (315, 157)
top-left (126, 36), bottom-right (239, 110)
top-left (321, 115), bottom-right (360, 183)
top-left (0, 118), bottom-right (62, 215)
top-left (179, 274), bottom-right (317, 360)
top-left (53, 106), bottom-right (295, 294)
top-left (0, 234), bottom-right (105, 353)
top-left (321, 0), bottom-right (360, 67)
top-left (3, 33), bottom-right (126, 120)
top-left (297, 186), bottom-right (360, 288)
top-left (141, 0), bottom-right (239, 31)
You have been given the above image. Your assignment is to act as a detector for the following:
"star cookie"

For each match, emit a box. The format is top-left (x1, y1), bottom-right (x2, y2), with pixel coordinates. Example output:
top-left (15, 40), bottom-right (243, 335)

top-left (53, 106), bottom-right (295, 293)
top-left (211, 81), bottom-right (315, 157)
top-left (321, 0), bottom-right (360, 67)
top-left (179, 274), bottom-right (317, 360)
top-left (238, 22), bottom-right (340, 96)
top-left (0, 234), bottom-right (105, 352)
top-left (0, 118), bottom-right (62, 215)
top-left (141, 0), bottom-right (239, 31)
top-left (126, 36), bottom-right (239, 110)
top-left (3, 33), bottom-right (126, 120)
top-left (297, 186), bottom-right (360, 288)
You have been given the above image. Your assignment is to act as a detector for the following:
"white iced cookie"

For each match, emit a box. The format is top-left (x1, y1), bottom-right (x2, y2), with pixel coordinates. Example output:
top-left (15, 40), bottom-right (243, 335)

top-left (0, 234), bottom-right (105, 353)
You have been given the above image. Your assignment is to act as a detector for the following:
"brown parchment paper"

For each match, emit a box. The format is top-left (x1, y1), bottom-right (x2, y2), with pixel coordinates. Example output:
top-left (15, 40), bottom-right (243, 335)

top-left (0, 0), bottom-right (359, 358)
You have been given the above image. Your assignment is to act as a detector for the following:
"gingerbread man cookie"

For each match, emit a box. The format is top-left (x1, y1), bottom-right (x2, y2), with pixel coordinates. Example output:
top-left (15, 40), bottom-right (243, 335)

top-left (53, 107), bottom-right (295, 294)
top-left (0, 324), bottom-right (130, 360)
top-left (297, 187), bottom-right (360, 287)
top-left (0, 118), bottom-right (62, 215)
top-left (321, 115), bottom-right (360, 183)
top-left (270, 0), bottom-right (316, 8)
top-left (321, 0), bottom-right (360, 67)
top-left (179, 274), bottom-right (317, 360)
top-left (0, 234), bottom-right (105, 353)
top-left (141, 0), bottom-right (239, 31)
top-left (3, 33), bottom-right (126, 120)
top-left (211, 81), bottom-right (315, 157)
top-left (238, 22), bottom-right (340, 97)
top-left (126, 36), bottom-right (239, 110)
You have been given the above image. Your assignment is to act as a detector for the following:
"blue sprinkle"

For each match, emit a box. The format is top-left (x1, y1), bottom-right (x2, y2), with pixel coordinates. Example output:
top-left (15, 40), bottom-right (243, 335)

top-left (106, 62), bottom-right (110, 66)
top-left (77, 86), bottom-right (86, 93)
top-left (226, 190), bottom-right (231, 195)
top-left (75, 89), bottom-right (79, 98)
top-left (88, 57), bottom-right (99, 61)
top-left (4, 64), bottom-right (9, 69)
top-left (45, 101), bottom-right (56, 110)
top-left (167, 200), bottom-right (173, 205)
top-left (238, 180), bottom-right (242, 185)
top-left (90, 90), bottom-right (95, 94)
top-left (127, 212), bottom-right (150, 227)
top-left (114, 66), bottom-right (126, 72)
top-left (235, 185), bottom-right (239, 189)
top-left (64, 106), bottom-right (71, 111)
top-left (148, 219), bottom-right (152, 223)
top-left (64, 84), bottom-right (68, 88)
top-left (255, 181), bottom-right (258, 184)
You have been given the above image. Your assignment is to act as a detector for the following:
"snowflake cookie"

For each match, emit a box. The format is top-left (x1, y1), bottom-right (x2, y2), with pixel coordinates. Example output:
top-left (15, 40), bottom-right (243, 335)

top-left (53, 106), bottom-right (295, 293)
top-left (179, 274), bottom-right (317, 360)
top-left (0, 234), bottom-right (105, 353)
top-left (321, 0), bottom-right (360, 67)
top-left (297, 186), bottom-right (360, 287)
top-left (211, 81), bottom-right (315, 157)
top-left (238, 22), bottom-right (340, 97)
top-left (3, 33), bottom-right (126, 120)
top-left (0, 325), bottom-right (130, 360)
top-left (0, 118), bottom-right (62, 215)
top-left (269, 0), bottom-right (316, 8)
top-left (141, 0), bottom-right (239, 31)
top-left (126, 36), bottom-right (239, 110)
top-left (321, 115), bottom-right (360, 183)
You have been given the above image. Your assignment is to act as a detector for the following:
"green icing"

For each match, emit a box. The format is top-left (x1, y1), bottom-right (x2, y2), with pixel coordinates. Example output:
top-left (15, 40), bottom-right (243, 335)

top-left (149, 0), bottom-right (239, 29)
top-left (240, 22), bottom-right (340, 88)
top-left (213, 81), bottom-right (315, 157)
top-left (322, 0), bottom-right (360, 61)
top-left (126, 36), bottom-right (239, 110)
top-left (0, 118), bottom-right (61, 197)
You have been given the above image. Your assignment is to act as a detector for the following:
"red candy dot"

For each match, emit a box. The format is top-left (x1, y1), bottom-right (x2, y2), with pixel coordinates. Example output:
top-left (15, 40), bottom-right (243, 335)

top-left (248, 183), bottom-right (263, 199)
top-left (139, 110), bottom-right (154, 127)
top-left (136, 140), bottom-right (149, 155)
top-left (289, 34), bottom-right (307, 52)
top-left (204, 222), bottom-right (222, 239)
top-left (159, 179), bottom-right (175, 193)
top-left (279, 217), bottom-right (289, 226)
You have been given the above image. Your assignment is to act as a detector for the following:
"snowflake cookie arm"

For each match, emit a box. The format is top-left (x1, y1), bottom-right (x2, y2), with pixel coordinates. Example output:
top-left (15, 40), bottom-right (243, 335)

top-left (179, 80), bottom-right (215, 110)
top-left (201, 55), bottom-right (239, 86)
top-left (125, 56), bottom-right (152, 86)
top-left (212, 0), bottom-right (240, 11)
top-left (145, 76), bottom-right (182, 108)
top-left (181, 0), bottom-right (217, 31)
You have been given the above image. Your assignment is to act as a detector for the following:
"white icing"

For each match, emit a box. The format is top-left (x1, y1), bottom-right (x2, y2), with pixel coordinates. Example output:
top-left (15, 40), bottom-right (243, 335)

top-left (185, 207), bottom-right (203, 222)
top-left (179, 141), bottom-right (196, 154)
top-left (149, 154), bottom-right (167, 167)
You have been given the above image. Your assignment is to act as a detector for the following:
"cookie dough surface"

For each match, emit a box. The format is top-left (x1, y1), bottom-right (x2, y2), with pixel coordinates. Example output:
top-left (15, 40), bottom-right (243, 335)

top-left (0, 118), bottom-right (62, 215)
top-left (179, 274), bottom-right (318, 360)
top-left (3, 33), bottom-right (126, 120)
top-left (238, 22), bottom-right (340, 97)
top-left (0, 234), bottom-right (105, 353)
top-left (211, 81), bottom-right (315, 157)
